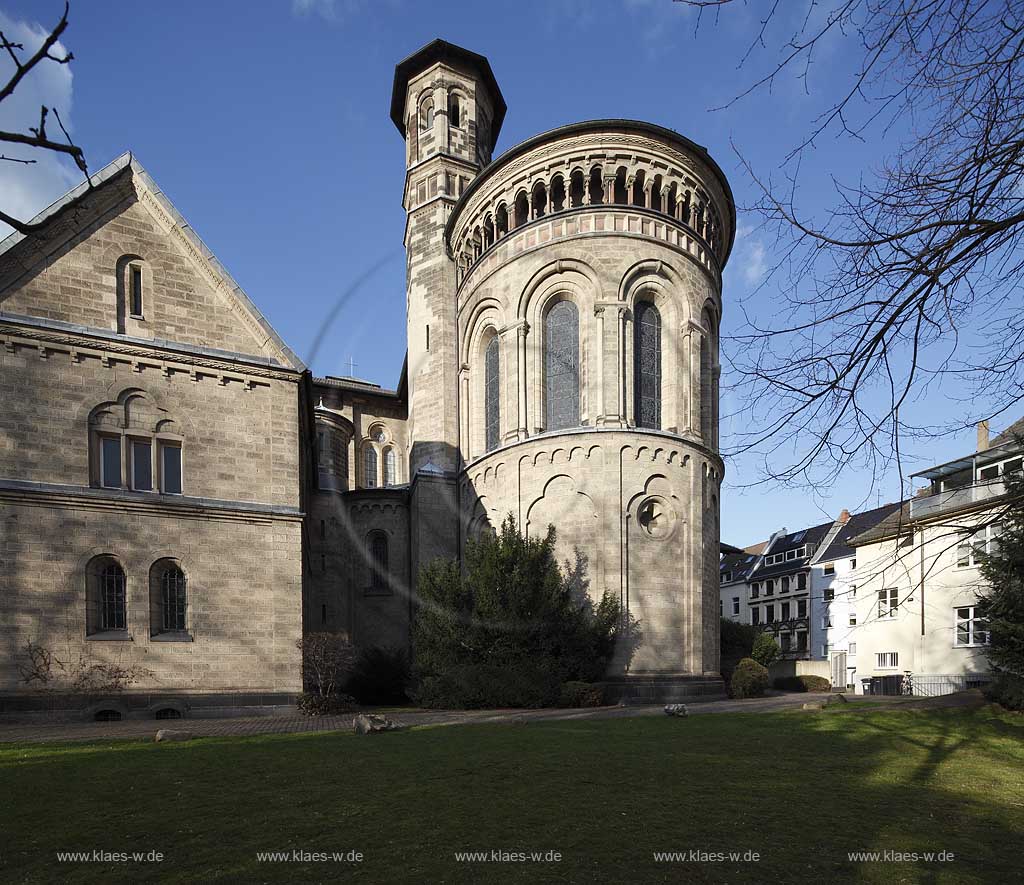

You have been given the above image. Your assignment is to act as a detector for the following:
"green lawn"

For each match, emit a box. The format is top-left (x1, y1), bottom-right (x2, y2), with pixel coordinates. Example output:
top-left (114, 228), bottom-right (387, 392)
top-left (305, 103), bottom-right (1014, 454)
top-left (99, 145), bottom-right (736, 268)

top-left (3, 706), bottom-right (1023, 883)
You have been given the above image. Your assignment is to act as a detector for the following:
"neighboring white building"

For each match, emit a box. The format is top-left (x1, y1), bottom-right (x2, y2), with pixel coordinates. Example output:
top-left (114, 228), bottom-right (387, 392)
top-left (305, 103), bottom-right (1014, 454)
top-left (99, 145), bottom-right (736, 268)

top-left (845, 420), bottom-right (1021, 695)
top-left (809, 503), bottom-right (905, 689)
top-left (719, 545), bottom-right (763, 622)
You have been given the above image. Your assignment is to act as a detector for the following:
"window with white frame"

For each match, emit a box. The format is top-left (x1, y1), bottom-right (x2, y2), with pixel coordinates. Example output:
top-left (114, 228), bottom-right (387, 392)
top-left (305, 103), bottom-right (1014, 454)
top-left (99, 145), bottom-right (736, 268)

top-left (797, 599), bottom-right (807, 617)
top-left (823, 586), bottom-right (834, 602)
top-left (957, 523), bottom-right (1001, 568)
top-left (732, 596), bottom-right (740, 615)
top-left (766, 604), bottom-right (775, 623)
top-left (877, 587), bottom-right (899, 619)
top-left (781, 576), bottom-right (790, 593)
top-left (750, 582), bottom-right (760, 598)
top-left (877, 651), bottom-right (899, 669)
top-left (781, 602), bottom-right (791, 620)
top-left (977, 455), bottom-right (1023, 483)
top-left (848, 642), bottom-right (857, 655)
top-left (822, 614), bottom-right (832, 629)
top-left (797, 572), bottom-right (807, 591)
top-left (751, 607), bottom-right (760, 625)
top-left (821, 643), bottom-right (829, 658)
top-left (954, 606), bottom-right (989, 647)
top-left (90, 394), bottom-right (184, 495)
top-left (849, 611), bottom-right (857, 626)
top-left (823, 563), bottom-right (835, 576)
top-left (765, 579), bottom-right (775, 596)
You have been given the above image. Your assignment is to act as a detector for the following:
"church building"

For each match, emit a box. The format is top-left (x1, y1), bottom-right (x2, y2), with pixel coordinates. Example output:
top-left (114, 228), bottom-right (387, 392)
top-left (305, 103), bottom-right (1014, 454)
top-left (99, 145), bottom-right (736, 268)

top-left (0, 40), bottom-right (734, 717)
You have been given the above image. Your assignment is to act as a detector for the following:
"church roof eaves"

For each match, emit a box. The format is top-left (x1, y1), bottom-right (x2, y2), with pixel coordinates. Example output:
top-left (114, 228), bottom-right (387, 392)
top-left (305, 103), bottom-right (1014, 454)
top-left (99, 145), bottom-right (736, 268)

top-left (445, 119), bottom-right (737, 265)
top-left (0, 152), bottom-right (305, 373)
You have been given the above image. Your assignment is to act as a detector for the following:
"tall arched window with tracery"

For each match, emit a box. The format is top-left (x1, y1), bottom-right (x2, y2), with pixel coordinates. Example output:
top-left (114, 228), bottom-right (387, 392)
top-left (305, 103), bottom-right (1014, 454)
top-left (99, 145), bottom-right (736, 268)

top-left (485, 335), bottom-right (500, 451)
top-left (700, 309), bottom-right (716, 444)
top-left (544, 300), bottom-right (580, 431)
top-left (634, 301), bottom-right (662, 429)
top-left (383, 447), bottom-right (397, 487)
top-left (364, 445), bottom-right (378, 489)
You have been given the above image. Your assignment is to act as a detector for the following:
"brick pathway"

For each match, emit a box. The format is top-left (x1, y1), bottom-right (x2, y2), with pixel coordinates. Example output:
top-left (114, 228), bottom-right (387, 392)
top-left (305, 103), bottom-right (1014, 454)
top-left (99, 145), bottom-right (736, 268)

top-left (0, 693), bottom-right (826, 745)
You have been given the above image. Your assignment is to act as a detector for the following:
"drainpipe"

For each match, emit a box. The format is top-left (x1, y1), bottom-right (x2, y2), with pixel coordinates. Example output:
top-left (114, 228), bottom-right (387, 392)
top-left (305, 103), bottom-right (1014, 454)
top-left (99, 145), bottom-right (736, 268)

top-left (919, 523), bottom-right (926, 673)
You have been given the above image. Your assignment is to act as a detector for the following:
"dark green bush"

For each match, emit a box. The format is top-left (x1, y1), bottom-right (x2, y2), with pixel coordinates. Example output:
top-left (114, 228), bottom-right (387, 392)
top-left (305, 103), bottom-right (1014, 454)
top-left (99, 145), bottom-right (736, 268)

top-left (345, 646), bottom-right (410, 705)
top-left (559, 681), bottom-right (606, 708)
top-left (983, 676), bottom-right (1024, 711)
top-left (751, 632), bottom-right (781, 668)
top-left (296, 691), bottom-right (357, 717)
top-left (720, 619), bottom-right (761, 685)
top-left (773, 675), bottom-right (832, 693)
top-left (730, 657), bottom-right (769, 699)
top-left (411, 516), bottom-right (641, 709)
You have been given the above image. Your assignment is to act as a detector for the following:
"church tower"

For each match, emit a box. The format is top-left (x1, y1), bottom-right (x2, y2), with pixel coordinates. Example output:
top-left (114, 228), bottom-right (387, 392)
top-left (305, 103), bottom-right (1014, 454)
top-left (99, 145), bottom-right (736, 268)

top-left (391, 39), bottom-right (505, 475)
top-left (391, 40), bottom-right (506, 571)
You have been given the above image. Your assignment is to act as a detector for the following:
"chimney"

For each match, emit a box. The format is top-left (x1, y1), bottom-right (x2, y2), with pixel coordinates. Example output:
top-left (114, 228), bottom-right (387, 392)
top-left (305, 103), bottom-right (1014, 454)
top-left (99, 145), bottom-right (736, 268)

top-left (838, 508), bottom-right (851, 524)
top-left (977, 421), bottom-right (990, 452)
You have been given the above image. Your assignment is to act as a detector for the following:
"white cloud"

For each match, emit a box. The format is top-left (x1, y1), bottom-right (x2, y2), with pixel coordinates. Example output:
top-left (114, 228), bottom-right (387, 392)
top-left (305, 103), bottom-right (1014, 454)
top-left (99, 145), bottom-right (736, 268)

top-left (0, 10), bottom-right (81, 238)
top-left (291, 0), bottom-right (366, 22)
top-left (732, 223), bottom-right (769, 286)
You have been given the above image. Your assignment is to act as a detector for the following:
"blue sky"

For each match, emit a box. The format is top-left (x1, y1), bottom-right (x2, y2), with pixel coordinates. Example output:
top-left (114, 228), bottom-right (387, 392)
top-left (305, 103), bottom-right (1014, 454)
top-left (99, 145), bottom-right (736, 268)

top-left (0, 0), bottom-right (999, 546)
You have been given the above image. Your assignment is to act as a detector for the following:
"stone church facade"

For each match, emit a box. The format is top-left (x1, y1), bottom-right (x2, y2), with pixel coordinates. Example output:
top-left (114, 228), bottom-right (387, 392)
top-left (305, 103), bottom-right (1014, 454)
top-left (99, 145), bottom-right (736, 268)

top-left (0, 40), bottom-right (733, 717)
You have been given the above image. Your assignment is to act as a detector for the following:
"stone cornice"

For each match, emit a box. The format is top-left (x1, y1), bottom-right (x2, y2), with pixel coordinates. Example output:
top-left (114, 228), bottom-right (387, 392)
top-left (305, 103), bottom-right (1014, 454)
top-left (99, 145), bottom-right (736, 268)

top-left (0, 478), bottom-right (304, 523)
top-left (0, 314), bottom-right (300, 385)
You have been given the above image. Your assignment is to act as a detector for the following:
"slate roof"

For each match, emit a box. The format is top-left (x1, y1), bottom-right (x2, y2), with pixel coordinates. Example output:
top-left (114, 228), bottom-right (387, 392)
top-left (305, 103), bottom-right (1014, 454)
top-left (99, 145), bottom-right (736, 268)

top-left (848, 502), bottom-right (913, 547)
top-left (720, 549), bottom-right (762, 583)
top-left (752, 521), bottom-right (833, 580)
top-left (992, 415), bottom-right (1024, 446)
top-left (816, 501), bottom-right (905, 562)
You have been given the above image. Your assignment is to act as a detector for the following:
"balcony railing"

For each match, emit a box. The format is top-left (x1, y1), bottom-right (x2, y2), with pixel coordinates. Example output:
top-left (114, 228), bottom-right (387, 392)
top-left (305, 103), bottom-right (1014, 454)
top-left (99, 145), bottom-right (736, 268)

top-left (909, 480), bottom-right (1006, 520)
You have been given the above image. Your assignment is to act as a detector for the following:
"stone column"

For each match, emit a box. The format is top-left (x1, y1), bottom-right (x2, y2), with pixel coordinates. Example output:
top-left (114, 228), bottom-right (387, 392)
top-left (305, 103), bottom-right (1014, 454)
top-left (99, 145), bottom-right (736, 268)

top-left (683, 319), bottom-right (705, 436)
top-left (517, 321), bottom-right (530, 439)
top-left (595, 302), bottom-right (627, 426)
top-left (499, 320), bottom-right (527, 442)
top-left (458, 364), bottom-right (471, 457)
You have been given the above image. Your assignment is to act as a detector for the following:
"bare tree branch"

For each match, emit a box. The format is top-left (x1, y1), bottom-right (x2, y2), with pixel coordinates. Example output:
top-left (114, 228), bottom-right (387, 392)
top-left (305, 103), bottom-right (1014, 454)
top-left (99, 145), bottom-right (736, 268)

top-left (0, 2), bottom-right (89, 235)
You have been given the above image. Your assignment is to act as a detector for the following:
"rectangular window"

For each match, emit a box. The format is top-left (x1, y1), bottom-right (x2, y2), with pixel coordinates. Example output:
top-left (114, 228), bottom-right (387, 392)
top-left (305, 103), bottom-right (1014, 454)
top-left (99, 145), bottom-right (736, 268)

top-left (786, 549), bottom-right (796, 561)
top-left (824, 587), bottom-right (835, 602)
top-left (161, 443), bottom-right (182, 494)
top-left (751, 582), bottom-right (760, 598)
top-left (878, 587), bottom-right (899, 619)
top-left (752, 607), bottom-right (760, 625)
top-left (824, 563), bottom-right (835, 576)
top-left (781, 576), bottom-right (790, 593)
top-left (877, 651), bottom-right (899, 669)
top-left (821, 643), bottom-right (829, 658)
top-left (100, 436), bottom-right (121, 488)
top-left (849, 612), bottom-right (857, 626)
top-left (766, 604), bottom-right (775, 623)
top-left (797, 599), bottom-right (807, 618)
top-left (822, 615), bottom-right (832, 629)
top-left (766, 580), bottom-right (775, 596)
top-left (848, 642), bottom-right (857, 655)
top-left (131, 439), bottom-right (152, 491)
top-left (732, 597), bottom-right (740, 615)
top-left (850, 558), bottom-right (857, 569)
top-left (781, 602), bottom-right (791, 620)
top-left (797, 572), bottom-right (807, 591)
top-left (130, 266), bottom-right (143, 316)
top-left (957, 523), bottom-right (1001, 568)
top-left (780, 633), bottom-right (792, 651)
top-left (954, 606), bottom-right (989, 647)
top-left (796, 632), bottom-right (807, 652)
top-left (425, 324), bottom-right (430, 351)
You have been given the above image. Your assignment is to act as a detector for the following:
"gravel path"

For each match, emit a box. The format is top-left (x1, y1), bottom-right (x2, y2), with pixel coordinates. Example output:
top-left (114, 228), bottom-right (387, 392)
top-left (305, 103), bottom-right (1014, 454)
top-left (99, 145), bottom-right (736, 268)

top-left (0, 693), bottom-right (827, 745)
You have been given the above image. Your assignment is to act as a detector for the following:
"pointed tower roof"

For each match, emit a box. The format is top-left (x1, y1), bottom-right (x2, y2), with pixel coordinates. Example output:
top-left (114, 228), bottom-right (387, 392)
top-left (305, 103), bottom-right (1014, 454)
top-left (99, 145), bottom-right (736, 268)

top-left (390, 38), bottom-right (506, 151)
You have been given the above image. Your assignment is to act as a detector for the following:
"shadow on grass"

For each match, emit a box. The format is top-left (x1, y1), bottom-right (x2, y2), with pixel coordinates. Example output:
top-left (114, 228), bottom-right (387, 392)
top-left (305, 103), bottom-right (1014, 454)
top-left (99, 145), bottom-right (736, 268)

top-left (2, 706), bottom-right (1023, 884)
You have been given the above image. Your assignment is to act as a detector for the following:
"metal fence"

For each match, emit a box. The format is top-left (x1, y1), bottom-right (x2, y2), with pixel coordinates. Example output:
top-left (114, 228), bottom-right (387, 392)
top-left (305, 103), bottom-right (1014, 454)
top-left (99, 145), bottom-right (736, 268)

top-left (864, 673), bottom-right (992, 697)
